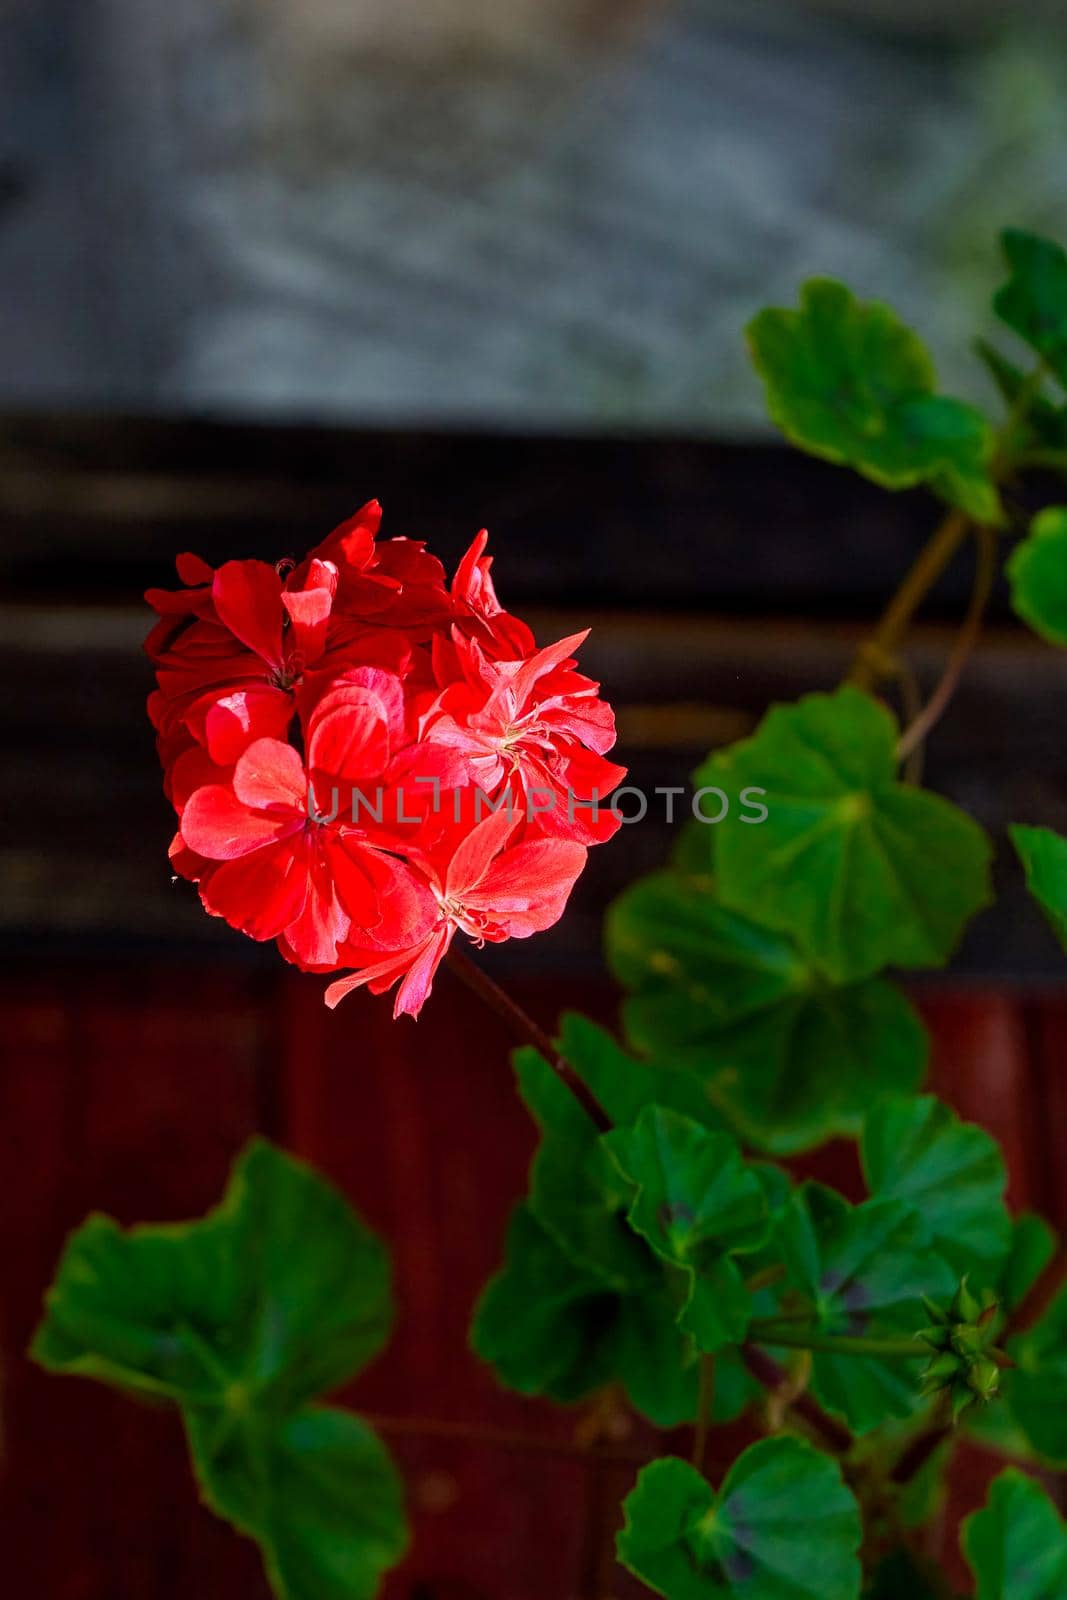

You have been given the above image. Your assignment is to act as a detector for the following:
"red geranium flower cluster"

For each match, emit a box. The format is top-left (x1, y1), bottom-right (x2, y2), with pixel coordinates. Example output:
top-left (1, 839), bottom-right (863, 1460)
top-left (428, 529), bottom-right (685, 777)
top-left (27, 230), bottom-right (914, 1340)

top-left (146, 502), bottom-right (625, 1016)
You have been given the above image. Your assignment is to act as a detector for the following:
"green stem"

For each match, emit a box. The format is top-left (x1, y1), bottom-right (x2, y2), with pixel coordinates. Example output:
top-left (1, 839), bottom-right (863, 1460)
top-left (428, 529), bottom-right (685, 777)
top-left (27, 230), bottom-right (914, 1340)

top-left (445, 946), bottom-right (613, 1133)
top-left (849, 356), bottom-right (1045, 693)
top-left (751, 1324), bottom-right (920, 1361)
top-left (896, 521), bottom-right (997, 762)
top-left (1016, 448), bottom-right (1067, 473)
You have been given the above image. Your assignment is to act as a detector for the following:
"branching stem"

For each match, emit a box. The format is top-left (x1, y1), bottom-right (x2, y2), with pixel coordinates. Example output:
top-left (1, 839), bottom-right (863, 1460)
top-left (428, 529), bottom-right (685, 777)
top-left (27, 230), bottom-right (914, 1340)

top-left (896, 522), bottom-right (998, 762)
top-left (445, 945), bottom-right (613, 1134)
top-left (750, 1324), bottom-right (920, 1361)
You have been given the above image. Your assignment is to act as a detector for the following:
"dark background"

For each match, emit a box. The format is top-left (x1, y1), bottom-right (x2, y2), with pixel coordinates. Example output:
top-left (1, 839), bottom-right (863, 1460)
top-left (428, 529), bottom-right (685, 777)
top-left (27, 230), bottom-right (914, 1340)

top-left (3, 2), bottom-right (1067, 1595)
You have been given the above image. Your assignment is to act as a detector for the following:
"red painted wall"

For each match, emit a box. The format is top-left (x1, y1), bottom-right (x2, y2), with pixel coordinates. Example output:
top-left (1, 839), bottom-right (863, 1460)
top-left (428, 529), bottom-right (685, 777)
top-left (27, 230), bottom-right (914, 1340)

top-left (2, 965), bottom-right (1063, 1597)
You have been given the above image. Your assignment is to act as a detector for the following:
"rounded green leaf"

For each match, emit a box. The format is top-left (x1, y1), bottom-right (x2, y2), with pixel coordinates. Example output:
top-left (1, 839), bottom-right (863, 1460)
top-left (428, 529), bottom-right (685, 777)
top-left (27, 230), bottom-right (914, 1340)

top-left (31, 1139), bottom-right (393, 1412)
top-left (1004, 1285), bottom-right (1067, 1467)
top-left (962, 1469), bottom-right (1067, 1600)
top-left (31, 1140), bottom-right (407, 1600)
top-left (471, 1203), bottom-right (702, 1427)
top-left (1012, 823), bottom-right (1067, 953)
top-left (861, 1095), bottom-right (1011, 1277)
top-left (994, 229), bottom-right (1067, 388)
top-left (1007, 510), bottom-right (1067, 648)
top-left (617, 1439), bottom-right (862, 1600)
top-left (607, 869), bottom-right (927, 1153)
top-left (773, 1184), bottom-right (955, 1433)
top-left (748, 277), bottom-right (1000, 520)
top-left (697, 687), bottom-right (993, 985)
top-left (604, 1108), bottom-right (770, 1352)
top-left (188, 1405), bottom-right (408, 1600)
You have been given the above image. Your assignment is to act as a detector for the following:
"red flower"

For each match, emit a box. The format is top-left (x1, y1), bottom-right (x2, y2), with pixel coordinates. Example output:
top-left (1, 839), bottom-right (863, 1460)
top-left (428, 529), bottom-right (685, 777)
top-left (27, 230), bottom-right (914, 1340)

top-left (179, 674), bottom-right (422, 967)
top-left (421, 629), bottom-right (625, 843)
top-left (324, 802), bottom-right (587, 1017)
top-left (147, 503), bottom-right (624, 1016)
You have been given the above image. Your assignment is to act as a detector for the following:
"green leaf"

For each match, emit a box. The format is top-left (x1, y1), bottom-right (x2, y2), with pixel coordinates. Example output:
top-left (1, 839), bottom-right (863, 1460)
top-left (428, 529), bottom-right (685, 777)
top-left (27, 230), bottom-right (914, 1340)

top-left (994, 229), bottom-right (1067, 388)
top-left (471, 1203), bottom-right (705, 1427)
top-left (748, 277), bottom-right (1001, 520)
top-left (1006, 510), bottom-right (1067, 648)
top-left (187, 1406), bottom-right (407, 1600)
top-left (1005, 1284), bottom-right (1067, 1467)
top-left (696, 687), bottom-right (993, 985)
top-left (556, 1011), bottom-right (730, 1135)
top-left (607, 869), bottom-right (927, 1154)
top-left (975, 340), bottom-right (1067, 451)
top-left (997, 1214), bottom-right (1058, 1315)
top-left (861, 1095), bottom-right (1011, 1277)
top-left (1011, 823), bottom-right (1067, 951)
top-left (514, 1046), bottom-right (659, 1292)
top-left (513, 1015), bottom-right (729, 1288)
top-left (32, 1140), bottom-right (405, 1599)
top-left (965, 1217), bottom-right (1059, 1465)
top-left (772, 1184), bottom-right (956, 1432)
top-left (962, 1469), bottom-right (1067, 1600)
top-left (604, 1108), bottom-right (769, 1352)
top-left (617, 1440), bottom-right (862, 1600)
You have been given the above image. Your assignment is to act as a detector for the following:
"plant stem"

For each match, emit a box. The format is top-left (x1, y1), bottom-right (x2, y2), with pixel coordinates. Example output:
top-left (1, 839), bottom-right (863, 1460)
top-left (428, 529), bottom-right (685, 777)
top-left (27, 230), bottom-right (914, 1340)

top-left (692, 1355), bottom-right (715, 1472)
top-left (750, 1324), bottom-right (921, 1360)
top-left (849, 357), bottom-right (1044, 693)
top-left (889, 1395), bottom-right (954, 1486)
top-left (848, 508), bottom-right (971, 690)
top-left (741, 1344), bottom-right (853, 1455)
top-left (896, 522), bottom-right (998, 762)
top-left (445, 945), bottom-right (613, 1134)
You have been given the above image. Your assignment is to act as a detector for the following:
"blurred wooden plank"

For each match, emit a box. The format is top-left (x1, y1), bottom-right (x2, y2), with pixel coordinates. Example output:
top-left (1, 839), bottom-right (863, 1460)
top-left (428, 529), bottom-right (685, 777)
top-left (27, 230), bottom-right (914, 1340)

top-left (0, 413), bottom-right (1031, 616)
top-left (0, 599), bottom-right (1065, 976)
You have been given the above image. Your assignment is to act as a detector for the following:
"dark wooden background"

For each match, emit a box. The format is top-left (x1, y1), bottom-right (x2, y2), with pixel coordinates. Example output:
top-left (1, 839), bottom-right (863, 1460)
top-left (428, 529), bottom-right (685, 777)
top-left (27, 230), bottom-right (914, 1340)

top-left (1, 416), bottom-right (1065, 1597)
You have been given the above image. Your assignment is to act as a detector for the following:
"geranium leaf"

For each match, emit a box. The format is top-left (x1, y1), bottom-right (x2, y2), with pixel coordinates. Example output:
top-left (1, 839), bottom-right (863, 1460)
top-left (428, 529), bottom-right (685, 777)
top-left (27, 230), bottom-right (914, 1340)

top-left (32, 1140), bottom-right (405, 1600)
top-left (556, 1011), bottom-right (729, 1132)
top-left (514, 1046), bottom-right (661, 1292)
top-left (962, 1470), bottom-right (1067, 1600)
top-left (997, 1214), bottom-right (1058, 1315)
top-left (975, 340), bottom-right (1067, 452)
top-left (187, 1406), bottom-right (407, 1600)
top-left (604, 1108), bottom-right (770, 1351)
top-left (748, 277), bottom-right (1001, 521)
top-left (607, 869), bottom-right (927, 1153)
top-left (964, 1217), bottom-right (1059, 1465)
top-left (696, 687), bottom-right (993, 984)
top-left (471, 1202), bottom-right (706, 1427)
top-left (1003, 1285), bottom-right (1067, 1467)
top-left (1006, 510), bottom-right (1067, 648)
top-left (1011, 823), bottom-right (1067, 952)
top-left (772, 1184), bottom-right (955, 1432)
top-left (994, 229), bottom-right (1067, 388)
top-left (513, 1016), bottom-right (729, 1289)
top-left (861, 1095), bottom-right (1011, 1277)
top-left (617, 1440), bottom-right (862, 1600)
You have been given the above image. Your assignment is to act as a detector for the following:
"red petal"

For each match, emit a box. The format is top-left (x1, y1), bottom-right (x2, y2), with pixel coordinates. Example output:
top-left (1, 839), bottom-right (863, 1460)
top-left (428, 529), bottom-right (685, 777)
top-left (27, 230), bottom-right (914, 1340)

top-left (445, 802), bottom-right (519, 897)
top-left (199, 843), bottom-right (309, 939)
top-left (212, 560), bottom-right (284, 668)
top-left (307, 697), bottom-right (390, 784)
top-left (181, 782), bottom-right (300, 860)
top-left (232, 738), bottom-right (307, 813)
top-left (204, 687), bottom-right (294, 765)
top-left (175, 552), bottom-right (215, 585)
top-left (466, 839), bottom-right (587, 914)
